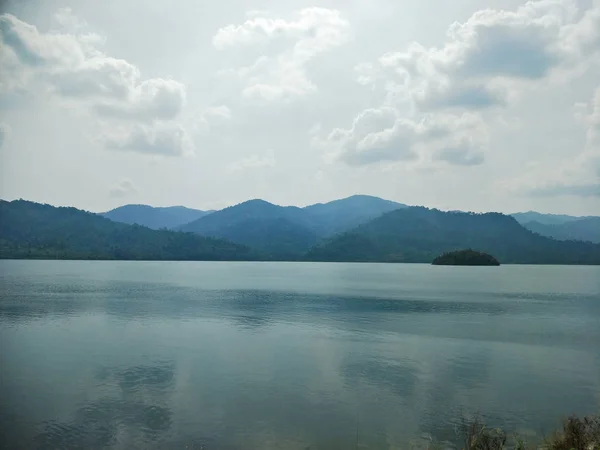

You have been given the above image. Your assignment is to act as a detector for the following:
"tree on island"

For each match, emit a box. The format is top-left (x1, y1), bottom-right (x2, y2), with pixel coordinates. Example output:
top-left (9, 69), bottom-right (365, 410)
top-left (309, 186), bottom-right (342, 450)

top-left (432, 249), bottom-right (500, 266)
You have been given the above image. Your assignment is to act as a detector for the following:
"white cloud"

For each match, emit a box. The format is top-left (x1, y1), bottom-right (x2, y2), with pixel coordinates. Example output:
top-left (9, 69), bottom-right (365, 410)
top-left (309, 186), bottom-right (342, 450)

top-left (109, 179), bottom-right (138, 199)
top-left (0, 13), bottom-right (186, 119)
top-left (204, 105), bottom-right (232, 120)
top-left (433, 139), bottom-right (486, 166)
top-left (92, 78), bottom-right (186, 121)
top-left (0, 11), bottom-right (192, 156)
top-left (317, 0), bottom-right (600, 171)
top-left (352, 0), bottom-right (600, 116)
top-left (318, 108), bottom-right (487, 166)
top-left (46, 57), bottom-right (140, 99)
top-left (0, 122), bottom-right (11, 148)
top-left (509, 85), bottom-right (600, 198)
top-left (228, 153), bottom-right (275, 172)
top-left (100, 124), bottom-right (193, 157)
top-left (213, 8), bottom-right (350, 100)
top-left (52, 8), bottom-right (89, 32)
top-left (2, 0), bottom-right (600, 215)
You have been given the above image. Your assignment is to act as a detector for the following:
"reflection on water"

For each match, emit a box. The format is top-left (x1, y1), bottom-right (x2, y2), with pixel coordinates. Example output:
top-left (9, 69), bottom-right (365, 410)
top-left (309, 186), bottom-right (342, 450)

top-left (0, 260), bottom-right (599, 449)
top-left (35, 362), bottom-right (175, 449)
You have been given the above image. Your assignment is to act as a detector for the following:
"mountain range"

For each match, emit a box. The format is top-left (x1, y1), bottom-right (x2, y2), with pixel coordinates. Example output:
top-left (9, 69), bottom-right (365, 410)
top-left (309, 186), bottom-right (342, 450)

top-left (101, 197), bottom-right (599, 246)
top-left (0, 200), bottom-right (260, 261)
top-left (101, 204), bottom-right (213, 230)
top-left (1, 196), bottom-right (599, 264)
top-left (514, 217), bottom-right (600, 244)
top-left (306, 207), bottom-right (600, 264)
top-left (177, 195), bottom-right (405, 258)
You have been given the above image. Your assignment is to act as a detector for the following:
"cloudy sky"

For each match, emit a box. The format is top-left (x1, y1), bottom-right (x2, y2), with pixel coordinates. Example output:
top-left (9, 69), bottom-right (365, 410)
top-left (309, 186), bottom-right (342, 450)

top-left (0, 0), bottom-right (599, 215)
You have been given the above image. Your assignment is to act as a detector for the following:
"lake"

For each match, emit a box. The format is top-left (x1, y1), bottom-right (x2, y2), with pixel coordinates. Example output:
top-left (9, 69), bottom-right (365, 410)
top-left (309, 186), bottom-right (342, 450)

top-left (0, 260), bottom-right (599, 449)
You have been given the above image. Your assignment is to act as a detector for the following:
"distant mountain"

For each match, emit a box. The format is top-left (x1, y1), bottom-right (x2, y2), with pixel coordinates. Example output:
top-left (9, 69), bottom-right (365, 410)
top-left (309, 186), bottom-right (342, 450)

top-left (0, 200), bottom-right (260, 261)
top-left (307, 207), bottom-right (600, 264)
top-left (511, 211), bottom-right (581, 225)
top-left (101, 204), bottom-right (212, 229)
top-left (522, 217), bottom-right (600, 244)
top-left (178, 196), bottom-right (405, 257)
top-left (5, 198), bottom-right (597, 264)
top-left (303, 195), bottom-right (406, 236)
top-left (178, 199), bottom-right (318, 258)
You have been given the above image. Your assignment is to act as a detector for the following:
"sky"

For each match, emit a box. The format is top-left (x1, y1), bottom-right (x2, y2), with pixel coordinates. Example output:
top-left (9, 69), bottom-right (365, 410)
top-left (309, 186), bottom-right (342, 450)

top-left (0, 0), bottom-right (599, 215)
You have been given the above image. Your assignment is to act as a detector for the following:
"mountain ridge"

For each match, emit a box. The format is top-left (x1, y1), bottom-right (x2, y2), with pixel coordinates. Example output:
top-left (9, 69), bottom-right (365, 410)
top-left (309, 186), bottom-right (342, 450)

top-left (177, 196), bottom-right (406, 257)
top-left (3, 197), bottom-right (599, 264)
top-left (101, 204), bottom-right (213, 230)
top-left (306, 207), bottom-right (600, 264)
top-left (521, 217), bottom-right (600, 243)
top-left (0, 200), bottom-right (261, 261)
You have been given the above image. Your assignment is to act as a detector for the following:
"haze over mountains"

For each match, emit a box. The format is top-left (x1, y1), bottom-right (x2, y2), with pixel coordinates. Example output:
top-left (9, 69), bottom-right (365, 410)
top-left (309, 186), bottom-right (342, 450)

top-left (307, 208), bottom-right (600, 264)
top-left (2, 195), bottom-right (600, 264)
top-left (0, 200), bottom-right (260, 261)
top-left (176, 196), bottom-right (406, 258)
top-left (101, 195), bottom-right (600, 247)
top-left (101, 205), bottom-right (213, 230)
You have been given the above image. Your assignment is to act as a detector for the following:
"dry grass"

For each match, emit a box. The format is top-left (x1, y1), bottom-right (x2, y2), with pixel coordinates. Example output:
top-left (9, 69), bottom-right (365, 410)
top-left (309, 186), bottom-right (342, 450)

top-left (546, 416), bottom-right (600, 450)
top-left (452, 415), bottom-right (599, 450)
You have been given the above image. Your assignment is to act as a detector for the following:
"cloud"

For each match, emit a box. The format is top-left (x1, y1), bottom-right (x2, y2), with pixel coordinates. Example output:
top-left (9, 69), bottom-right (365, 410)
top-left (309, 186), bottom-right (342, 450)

top-left (356, 0), bottom-right (600, 111)
top-left (0, 11), bottom-right (192, 156)
top-left (433, 140), bottom-right (485, 166)
top-left (0, 123), bottom-right (10, 148)
top-left (509, 85), bottom-right (600, 197)
top-left (317, 0), bottom-right (600, 170)
top-left (92, 78), bottom-right (186, 121)
top-left (527, 182), bottom-right (600, 197)
top-left (228, 153), bottom-right (275, 172)
top-left (0, 13), bottom-right (187, 120)
top-left (109, 179), bottom-right (138, 198)
top-left (52, 7), bottom-right (89, 32)
top-left (213, 8), bottom-right (350, 100)
top-left (0, 13), bottom-right (101, 69)
top-left (46, 57), bottom-right (140, 99)
top-left (317, 107), bottom-right (487, 167)
top-left (204, 105), bottom-right (232, 120)
top-left (100, 124), bottom-right (193, 157)
top-left (321, 107), bottom-right (417, 165)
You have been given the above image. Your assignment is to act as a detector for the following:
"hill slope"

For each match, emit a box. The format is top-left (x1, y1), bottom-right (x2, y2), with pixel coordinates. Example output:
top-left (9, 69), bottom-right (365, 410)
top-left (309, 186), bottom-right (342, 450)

top-left (178, 196), bottom-right (406, 256)
top-left (521, 217), bottom-right (600, 243)
top-left (101, 204), bottom-right (212, 229)
top-left (511, 211), bottom-right (581, 225)
top-left (0, 200), bottom-right (260, 261)
top-left (307, 207), bottom-right (600, 264)
top-left (303, 195), bottom-right (405, 235)
top-left (178, 199), bottom-right (318, 258)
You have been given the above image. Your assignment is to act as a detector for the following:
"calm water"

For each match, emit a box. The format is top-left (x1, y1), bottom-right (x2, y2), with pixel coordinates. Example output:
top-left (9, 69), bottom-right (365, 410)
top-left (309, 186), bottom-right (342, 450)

top-left (1, 261), bottom-right (599, 449)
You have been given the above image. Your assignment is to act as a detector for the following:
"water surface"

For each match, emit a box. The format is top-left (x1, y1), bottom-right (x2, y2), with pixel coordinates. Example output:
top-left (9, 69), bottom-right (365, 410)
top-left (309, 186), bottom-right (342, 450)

top-left (1, 260), bottom-right (599, 449)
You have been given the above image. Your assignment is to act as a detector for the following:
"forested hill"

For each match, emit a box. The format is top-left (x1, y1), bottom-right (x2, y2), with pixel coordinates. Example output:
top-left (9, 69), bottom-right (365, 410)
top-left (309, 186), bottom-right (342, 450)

top-left (520, 217), bottom-right (600, 244)
top-left (0, 200), bottom-right (261, 261)
top-left (306, 207), bottom-right (600, 264)
top-left (177, 199), bottom-right (318, 258)
top-left (176, 196), bottom-right (405, 258)
top-left (2, 200), bottom-right (599, 264)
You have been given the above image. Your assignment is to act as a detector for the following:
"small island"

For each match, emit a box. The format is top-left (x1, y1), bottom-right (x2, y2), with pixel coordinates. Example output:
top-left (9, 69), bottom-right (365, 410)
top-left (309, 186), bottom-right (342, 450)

top-left (432, 249), bottom-right (500, 266)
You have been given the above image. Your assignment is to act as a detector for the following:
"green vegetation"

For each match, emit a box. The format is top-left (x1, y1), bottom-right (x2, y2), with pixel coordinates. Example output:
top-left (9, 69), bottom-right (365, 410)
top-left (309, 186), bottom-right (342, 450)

top-left (177, 196), bottom-right (405, 258)
top-left (178, 199), bottom-right (320, 259)
top-left (307, 207), bottom-right (600, 265)
top-left (0, 200), bottom-right (262, 261)
top-left (2, 200), bottom-right (600, 264)
top-left (432, 249), bottom-right (500, 266)
top-left (521, 217), bottom-right (600, 244)
top-left (449, 415), bottom-right (599, 450)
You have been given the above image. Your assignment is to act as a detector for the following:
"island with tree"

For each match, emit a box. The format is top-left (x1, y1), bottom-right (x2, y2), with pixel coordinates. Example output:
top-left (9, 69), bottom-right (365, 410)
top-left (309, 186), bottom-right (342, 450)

top-left (432, 249), bottom-right (500, 266)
